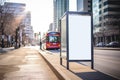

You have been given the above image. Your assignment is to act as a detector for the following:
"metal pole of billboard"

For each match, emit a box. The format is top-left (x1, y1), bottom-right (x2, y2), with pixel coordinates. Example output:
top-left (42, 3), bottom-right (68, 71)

top-left (66, 12), bottom-right (69, 70)
top-left (60, 56), bottom-right (62, 65)
top-left (67, 59), bottom-right (69, 70)
top-left (91, 16), bottom-right (94, 69)
top-left (59, 19), bottom-right (63, 65)
top-left (91, 0), bottom-right (94, 69)
top-left (60, 48), bottom-right (62, 65)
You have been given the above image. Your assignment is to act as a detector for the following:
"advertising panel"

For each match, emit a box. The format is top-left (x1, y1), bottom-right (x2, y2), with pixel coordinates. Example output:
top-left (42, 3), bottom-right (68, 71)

top-left (60, 11), bottom-right (93, 69)
top-left (68, 14), bottom-right (91, 60)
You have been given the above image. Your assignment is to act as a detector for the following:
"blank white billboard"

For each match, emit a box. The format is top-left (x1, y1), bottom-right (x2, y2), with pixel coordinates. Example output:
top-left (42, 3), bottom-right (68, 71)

top-left (68, 14), bottom-right (91, 60)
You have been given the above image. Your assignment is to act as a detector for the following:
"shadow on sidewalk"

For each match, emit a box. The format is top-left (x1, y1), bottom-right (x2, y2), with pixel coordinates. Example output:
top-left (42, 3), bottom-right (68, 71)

top-left (75, 71), bottom-right (119, 80)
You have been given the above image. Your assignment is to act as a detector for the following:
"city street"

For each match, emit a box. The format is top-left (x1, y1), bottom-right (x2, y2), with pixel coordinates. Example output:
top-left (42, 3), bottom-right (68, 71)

top-left (94, 49), bottom-right (120, 79)
top-left (1, 0), bottom-right (120, 80)
top-left (0, 47), bottom-right (59, 80)
top-left (45, 47), bottom-right (120, 80)
top-left (0, 46), bottom-right (119, 80)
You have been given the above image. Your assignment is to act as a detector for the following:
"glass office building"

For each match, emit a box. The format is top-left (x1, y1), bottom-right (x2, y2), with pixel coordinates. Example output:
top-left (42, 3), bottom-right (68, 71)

top-left (53, 0), bottom-right (92, 32)
top-left (53, 0), bottom-right (69, 31)
top-left (77, 0), bottom-right (91, 12)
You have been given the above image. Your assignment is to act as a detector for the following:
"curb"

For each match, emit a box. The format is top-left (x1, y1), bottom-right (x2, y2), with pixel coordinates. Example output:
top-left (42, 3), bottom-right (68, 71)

top-left (38, 50), bottom-right (82, 80)
top-left (94, 47), bottom-right (120, 51)
top-left (39, 52), bottom-right (65, 80)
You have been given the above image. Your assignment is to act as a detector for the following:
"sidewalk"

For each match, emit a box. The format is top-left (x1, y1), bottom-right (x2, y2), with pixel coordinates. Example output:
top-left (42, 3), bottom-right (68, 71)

top-left (0, 47), bottom-right (60, 80)
top-left (38, 50), bottom-right (119, 80)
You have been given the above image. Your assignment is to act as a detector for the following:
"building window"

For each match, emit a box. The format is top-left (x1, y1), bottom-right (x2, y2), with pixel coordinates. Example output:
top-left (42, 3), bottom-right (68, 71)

top-left (98, 23), bottom-right (101, 27)
top-left (103, 22), bottom-right (106, 26)
top-left (104, 8), bottom-right (108, 12)
top-left (108, 7), bottom-right (120, 12)
top-left (88, 0), bottom-right (91, 3)
top-left (108, 1), bottom-right (120, 5)
top-left (88, 10), bottom-right (91, 12)
top-left (99, 17), bottom-right (102, 21)
top-left (104, 1), bottom-right (108, 6)
top-left (99, 4), bottom-right (101, 8)
top-left (99, 10), bottom-right (101, 14)
top-left (104, 7), bottom-right (120, 12)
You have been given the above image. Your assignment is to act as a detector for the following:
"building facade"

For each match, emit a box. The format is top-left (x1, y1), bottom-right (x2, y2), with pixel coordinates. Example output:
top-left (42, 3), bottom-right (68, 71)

top-left (23, 11), bottom-right (34, 44)
top-left (93, 0), bottom-right (120, 45)
top-left (77, 0), bottom-right (92, 12)
top-left (53, 0), bottom-right (92, 32)
top-left (48, 23), bottom-right (54, 31)
top-left (53, 0), bottom-right (69, 32)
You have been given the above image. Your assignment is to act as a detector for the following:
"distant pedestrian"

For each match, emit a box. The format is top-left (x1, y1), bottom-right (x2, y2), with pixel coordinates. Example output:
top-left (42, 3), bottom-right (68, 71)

top-left (40, 41), bottom-right (42, 50)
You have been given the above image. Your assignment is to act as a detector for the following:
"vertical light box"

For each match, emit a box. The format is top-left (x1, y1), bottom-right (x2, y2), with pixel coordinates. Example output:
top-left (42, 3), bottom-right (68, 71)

top-left (60, 11), bottom-right (93, 69)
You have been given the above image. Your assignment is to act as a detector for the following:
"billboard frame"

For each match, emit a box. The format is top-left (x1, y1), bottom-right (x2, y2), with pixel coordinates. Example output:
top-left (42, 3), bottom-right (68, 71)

top-left (60, 11), bottom-right (94, 70)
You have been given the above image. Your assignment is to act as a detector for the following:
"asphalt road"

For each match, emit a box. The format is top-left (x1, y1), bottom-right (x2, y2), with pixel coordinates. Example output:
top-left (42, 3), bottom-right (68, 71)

top-left (0, 47), bottom-right (59, 80)
top-left (94, 49), bottom-right (120, 79)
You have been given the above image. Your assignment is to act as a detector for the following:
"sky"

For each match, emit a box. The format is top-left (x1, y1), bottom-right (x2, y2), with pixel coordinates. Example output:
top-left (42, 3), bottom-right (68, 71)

top-left (8, 0), bottom-right (53, 33)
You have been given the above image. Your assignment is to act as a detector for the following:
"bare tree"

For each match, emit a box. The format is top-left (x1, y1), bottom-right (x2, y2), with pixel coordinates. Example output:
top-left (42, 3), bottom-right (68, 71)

top-left (0, 0), bottom-right (8, 48)
top-left (1, 1), bottom-right (26, 47)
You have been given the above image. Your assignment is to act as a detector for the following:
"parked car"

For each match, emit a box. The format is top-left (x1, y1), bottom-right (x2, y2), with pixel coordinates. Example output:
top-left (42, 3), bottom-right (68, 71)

top-left (96, 42), bottom-right (105, 47)
top-left (106, 41), bottom-right (120, 47)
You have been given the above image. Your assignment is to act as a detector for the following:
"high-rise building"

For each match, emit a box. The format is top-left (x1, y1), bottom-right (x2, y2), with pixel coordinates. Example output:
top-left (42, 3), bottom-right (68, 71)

top-left (77, 0), bottom-right (92, 12)
top-left (93, 0), bottom-right (120, 45)
top-left (53, 0), bottom-right (69, 32)
top-left (48, 23), bottom-right (54, 31)
top-left (4, 2), bottom-right (26, 14)
top-left (53, 0), bottom-right (92, 32)
top-left (23, 11), bottom-right (34, 43)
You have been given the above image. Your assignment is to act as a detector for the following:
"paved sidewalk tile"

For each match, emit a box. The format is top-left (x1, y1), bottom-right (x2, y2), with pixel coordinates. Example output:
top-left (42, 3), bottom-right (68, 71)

top-left (0, 48), bottom-right (59, 80)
